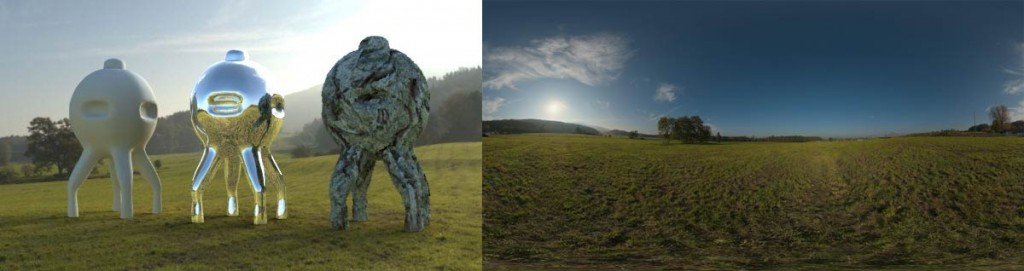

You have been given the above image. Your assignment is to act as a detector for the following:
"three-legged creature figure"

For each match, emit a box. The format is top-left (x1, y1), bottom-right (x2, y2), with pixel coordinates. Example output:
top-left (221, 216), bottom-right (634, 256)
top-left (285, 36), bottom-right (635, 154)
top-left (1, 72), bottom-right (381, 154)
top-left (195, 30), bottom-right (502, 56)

top-left (67, 58), bottom-right (162, 219)
top-left (188, 50), bottom-right (286, 224)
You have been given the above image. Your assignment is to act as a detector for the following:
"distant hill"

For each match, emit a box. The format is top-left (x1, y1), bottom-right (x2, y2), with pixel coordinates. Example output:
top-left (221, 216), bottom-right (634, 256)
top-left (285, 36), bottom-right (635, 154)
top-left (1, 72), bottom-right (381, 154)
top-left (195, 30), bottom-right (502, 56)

top-left (285, 67), bottom-right (482, 155)
top-left (282, 67), bottom-right (483, 133)
top-left (483, 119), bottom-right (600, 135)
top-left (281, 84), bottom-right (324, 133)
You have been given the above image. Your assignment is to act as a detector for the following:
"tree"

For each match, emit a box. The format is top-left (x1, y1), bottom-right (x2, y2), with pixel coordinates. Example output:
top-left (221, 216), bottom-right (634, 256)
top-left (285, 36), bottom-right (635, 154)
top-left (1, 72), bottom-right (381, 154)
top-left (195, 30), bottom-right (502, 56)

top-left (153, 160), bottom-right (162, 170)
top-left (292, 118), bottom-right (339, 155)
top-left (25, 117), bottom-right (81, 177)
top-left (716, 132), bottom-right (722, 143)
top-left (1011, 120), bottom-right (1024, 134)
top-left (660, 115), bottom-right (714, 144)
top-left (0, 139), bottom-right (11, 167)
top-left (989, 105), bottom-right (1010, 133)
top-left (290, 144), bottom-right (313, 158)
top-left (628, 130), bottom-right (639, 139)
top-left (671, 117), bottom-right (687, 143)
top-left (968, 123), bottom-right (992, 133)
top-left (418, 90), bottom-right (482, 145)
top-left (657, 117), bottom-right (673, 143)
top-left (691, 116), bottom-right (711, 143)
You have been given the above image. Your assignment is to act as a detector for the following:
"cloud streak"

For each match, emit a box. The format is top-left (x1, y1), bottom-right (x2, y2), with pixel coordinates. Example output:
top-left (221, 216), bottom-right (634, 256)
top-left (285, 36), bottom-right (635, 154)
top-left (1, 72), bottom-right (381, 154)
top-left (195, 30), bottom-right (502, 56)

top-left (484, 33), bottom-right (631, 89)
top-left (1005, 43), bottom-right (1024, 94)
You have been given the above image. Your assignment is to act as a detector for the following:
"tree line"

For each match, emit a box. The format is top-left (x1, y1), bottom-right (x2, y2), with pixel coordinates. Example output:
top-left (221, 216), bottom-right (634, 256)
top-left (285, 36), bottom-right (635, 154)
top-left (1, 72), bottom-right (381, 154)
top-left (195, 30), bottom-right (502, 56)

top-left (657, 116), bottom-right (716, 144)
top-left (967, 105), bottom-right (1024, 134)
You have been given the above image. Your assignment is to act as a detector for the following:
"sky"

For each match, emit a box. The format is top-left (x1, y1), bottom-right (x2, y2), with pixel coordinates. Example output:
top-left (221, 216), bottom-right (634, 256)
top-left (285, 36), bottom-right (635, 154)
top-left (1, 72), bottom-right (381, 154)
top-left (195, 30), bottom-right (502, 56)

top-left (0, 0), bottom-right (481, 136)
top-left (483, 1), bottom-right (1024, 138)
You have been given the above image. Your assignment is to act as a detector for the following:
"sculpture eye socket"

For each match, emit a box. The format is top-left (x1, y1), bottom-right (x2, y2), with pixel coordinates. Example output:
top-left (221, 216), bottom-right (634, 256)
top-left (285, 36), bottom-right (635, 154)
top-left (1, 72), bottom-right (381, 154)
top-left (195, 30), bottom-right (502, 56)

top-left (140, 101), bottom-right (158, 120)
top-left (81, 100), bottom-right (110, 120)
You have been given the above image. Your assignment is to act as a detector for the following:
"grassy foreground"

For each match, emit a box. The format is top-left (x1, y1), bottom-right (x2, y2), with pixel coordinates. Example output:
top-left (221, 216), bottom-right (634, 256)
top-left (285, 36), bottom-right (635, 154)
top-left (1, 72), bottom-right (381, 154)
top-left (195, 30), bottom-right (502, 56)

top-left (484, 134), bottom-right (1024, 269)
top-left (0, 142), bottom-right (481, 270)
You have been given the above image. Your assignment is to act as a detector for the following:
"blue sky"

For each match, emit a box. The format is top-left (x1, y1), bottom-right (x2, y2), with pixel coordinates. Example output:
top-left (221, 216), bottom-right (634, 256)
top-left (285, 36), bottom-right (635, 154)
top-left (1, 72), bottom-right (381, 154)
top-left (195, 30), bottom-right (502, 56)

top-left (0, 0), bottom-right (480, 136)
top-left (483, 1), bottom-right (1024, 138)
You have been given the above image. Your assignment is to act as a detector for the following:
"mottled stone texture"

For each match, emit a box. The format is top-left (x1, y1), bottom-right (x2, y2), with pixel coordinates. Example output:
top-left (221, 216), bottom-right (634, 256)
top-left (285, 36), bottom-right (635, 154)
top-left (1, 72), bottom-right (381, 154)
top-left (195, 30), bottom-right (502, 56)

top-left (322, 36), bottom-right (431, 232)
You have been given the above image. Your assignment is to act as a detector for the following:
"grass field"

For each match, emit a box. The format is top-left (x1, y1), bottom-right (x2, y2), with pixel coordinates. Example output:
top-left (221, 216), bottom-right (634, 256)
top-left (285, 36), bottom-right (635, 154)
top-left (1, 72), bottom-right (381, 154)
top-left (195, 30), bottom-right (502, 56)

top-left (0, 142), bottom-right (481, 270)
top-left (483, 134), bottom-right (1024, 269)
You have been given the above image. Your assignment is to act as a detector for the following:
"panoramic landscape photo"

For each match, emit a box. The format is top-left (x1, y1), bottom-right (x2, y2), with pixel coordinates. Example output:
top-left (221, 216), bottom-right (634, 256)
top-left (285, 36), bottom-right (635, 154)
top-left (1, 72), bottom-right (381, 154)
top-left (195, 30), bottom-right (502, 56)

top-left (483, 0), bottom-right (1024, 269)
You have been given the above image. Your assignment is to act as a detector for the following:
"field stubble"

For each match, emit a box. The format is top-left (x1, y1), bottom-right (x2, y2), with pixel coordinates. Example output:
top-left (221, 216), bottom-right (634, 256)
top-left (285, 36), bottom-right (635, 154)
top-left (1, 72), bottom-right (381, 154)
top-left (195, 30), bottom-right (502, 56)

top-left (483, 134), bottom-right (1024, 269)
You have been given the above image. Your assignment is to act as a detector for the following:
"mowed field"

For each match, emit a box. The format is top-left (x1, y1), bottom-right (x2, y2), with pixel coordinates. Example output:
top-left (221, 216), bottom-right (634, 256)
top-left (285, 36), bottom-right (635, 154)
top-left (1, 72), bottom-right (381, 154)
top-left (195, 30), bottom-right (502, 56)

top-left (484, 134), bottom-right (1024, 269)
top-left (0, 142), bottom-right (481, 270)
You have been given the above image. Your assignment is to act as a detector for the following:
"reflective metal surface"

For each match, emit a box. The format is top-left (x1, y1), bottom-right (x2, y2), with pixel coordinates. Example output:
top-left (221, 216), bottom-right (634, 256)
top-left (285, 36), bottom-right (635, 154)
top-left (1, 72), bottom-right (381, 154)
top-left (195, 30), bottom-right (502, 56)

top-left (67, 58), bottom-right (162, 219)
top-left (189, 50), bottom-right (286, 225)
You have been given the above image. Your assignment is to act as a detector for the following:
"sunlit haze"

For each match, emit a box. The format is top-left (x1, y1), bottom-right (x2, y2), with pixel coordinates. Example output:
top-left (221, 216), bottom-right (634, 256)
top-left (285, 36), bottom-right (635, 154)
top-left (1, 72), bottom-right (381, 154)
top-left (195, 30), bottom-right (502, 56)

top-left (0, 0), bottom-right (481, 136)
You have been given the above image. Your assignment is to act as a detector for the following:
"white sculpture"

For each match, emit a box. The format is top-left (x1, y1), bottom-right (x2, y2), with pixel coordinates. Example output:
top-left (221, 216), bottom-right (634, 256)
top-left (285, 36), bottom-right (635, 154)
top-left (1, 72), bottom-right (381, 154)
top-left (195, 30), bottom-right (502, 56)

top-left (67, 58), bottom-right (162, 219)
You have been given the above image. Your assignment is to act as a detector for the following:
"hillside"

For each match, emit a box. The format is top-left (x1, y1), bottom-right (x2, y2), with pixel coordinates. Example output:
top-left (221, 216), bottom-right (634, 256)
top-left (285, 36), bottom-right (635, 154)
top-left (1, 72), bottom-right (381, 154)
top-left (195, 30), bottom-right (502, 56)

top-left (282, 67), bottom-right (483, 133)
top-left (281, 84), bottom-right (325, 133)
top-left (0, 142), bottom-right (481, 270)
top-left (483, 119), bottom-right (600, 135)
top-left (484, 134), bottom-right (1024, 269)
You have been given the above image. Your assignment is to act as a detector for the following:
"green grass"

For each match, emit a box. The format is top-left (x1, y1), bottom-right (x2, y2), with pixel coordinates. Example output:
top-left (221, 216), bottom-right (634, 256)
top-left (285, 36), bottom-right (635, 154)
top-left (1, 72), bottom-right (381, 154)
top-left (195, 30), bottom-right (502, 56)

top-left (0, 142), bottom-right (481, 270)
top-left (483, 134), bottom-right (1024, 269)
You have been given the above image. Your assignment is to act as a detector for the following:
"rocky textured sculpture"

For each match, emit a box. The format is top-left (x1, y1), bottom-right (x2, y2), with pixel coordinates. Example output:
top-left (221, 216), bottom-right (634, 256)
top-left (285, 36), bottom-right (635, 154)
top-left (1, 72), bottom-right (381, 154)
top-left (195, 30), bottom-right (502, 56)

top-left (189, 50), bottom-right (286, 225)
top-left (322, 36), bottom-right (431, 232)
top-left (68, 58), bottom-right (162, 219)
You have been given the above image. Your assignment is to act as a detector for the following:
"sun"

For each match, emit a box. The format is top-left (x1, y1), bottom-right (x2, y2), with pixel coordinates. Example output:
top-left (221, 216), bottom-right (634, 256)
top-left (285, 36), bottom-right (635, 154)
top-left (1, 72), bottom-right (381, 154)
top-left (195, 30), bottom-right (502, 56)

top-left (545, 100), bottom-right (565, 117)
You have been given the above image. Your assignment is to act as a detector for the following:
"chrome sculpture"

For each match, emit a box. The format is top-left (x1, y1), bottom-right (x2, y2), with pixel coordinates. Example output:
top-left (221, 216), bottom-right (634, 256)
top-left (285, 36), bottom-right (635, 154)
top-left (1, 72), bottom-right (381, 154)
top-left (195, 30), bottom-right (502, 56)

top-left (68, 58), bottom-right (162, 219)
top-left (189, 50), bottom-right (286, 224)
top-left (323, 36), bottom-right (431, 232)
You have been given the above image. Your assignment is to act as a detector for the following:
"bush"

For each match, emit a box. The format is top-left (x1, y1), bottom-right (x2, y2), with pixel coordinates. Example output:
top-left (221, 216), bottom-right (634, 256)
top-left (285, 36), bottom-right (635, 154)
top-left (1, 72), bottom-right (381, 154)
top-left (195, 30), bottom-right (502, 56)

top-left (291, 145), bottom-right (313, 158)
top-left (153, 160), bottom-right (162, 169)
top-left (20, 164), bottom-right (36, 178)
top-left (0, 167), bottom-right (16, 183)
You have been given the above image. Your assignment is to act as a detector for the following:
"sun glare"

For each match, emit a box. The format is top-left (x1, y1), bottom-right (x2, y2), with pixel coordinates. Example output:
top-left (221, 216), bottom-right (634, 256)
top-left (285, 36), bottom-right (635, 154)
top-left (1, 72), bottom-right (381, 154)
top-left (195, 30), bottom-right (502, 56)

top-left (545, 100), bottom-right (565, 118)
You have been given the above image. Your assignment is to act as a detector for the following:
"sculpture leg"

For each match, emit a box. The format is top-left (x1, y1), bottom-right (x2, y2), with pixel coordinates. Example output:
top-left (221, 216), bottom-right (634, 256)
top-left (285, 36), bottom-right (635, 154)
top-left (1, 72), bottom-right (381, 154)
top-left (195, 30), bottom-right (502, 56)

top-left (190, 147), bottom-right (220, 223)
top-left (263, 148), bottom-right (287, 219)
top-left (241, 147), bottom-right (267, 225)
top-left (383, 147), bottom-right (431, 232)
top-left (132, 149), bottom-right (161, 214)
top-left (68, 148), bottom-right (100, 218)
top-left (109, 160), bottom-right (120, 212)
top-left (329, 148), bottom-right (365, 230)
top-left (225, 156), bottom-right (241, 216)
top-left (351, 156), bottom-right (375, 222)
top-left (111, 149), bottom-right (134, 219)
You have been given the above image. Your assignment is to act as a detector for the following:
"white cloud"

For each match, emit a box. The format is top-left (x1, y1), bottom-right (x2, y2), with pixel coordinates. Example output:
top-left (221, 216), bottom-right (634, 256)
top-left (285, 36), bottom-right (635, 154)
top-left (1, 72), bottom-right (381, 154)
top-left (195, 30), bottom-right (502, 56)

top-left (483, 97), bottom-right (506, 118)
top-left (655, 83), bottom-right (678, 102)
top-left (595, 99), bottom-right (610, 110)
top-left (1010, 100), bottom-right (1024, 121)
top-left (1007, 79), bottom-right (1024, 94)
top-left (484, 33), bottom-right (631, 89)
